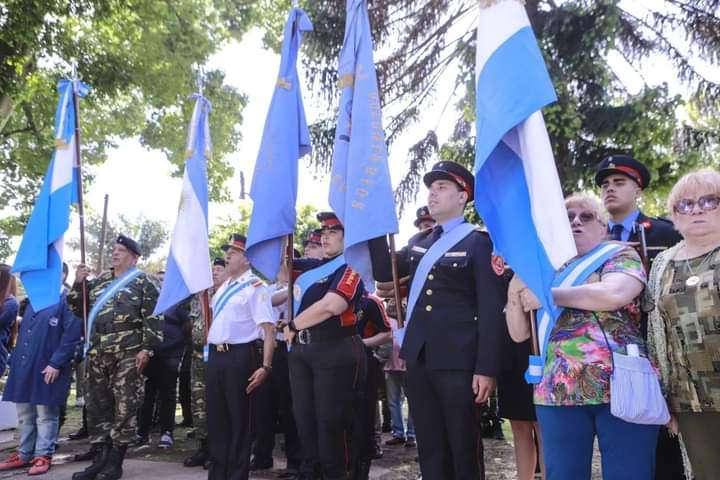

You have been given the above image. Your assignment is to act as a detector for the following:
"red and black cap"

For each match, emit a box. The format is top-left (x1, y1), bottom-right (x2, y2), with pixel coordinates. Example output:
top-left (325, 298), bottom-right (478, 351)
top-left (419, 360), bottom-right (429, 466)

top-left (423, 161), bottom-right (474, 202)
top-left (317, 211), bottom-right (343, 231)
top-left (220, 233), bottom-right (247, 252)
top-left (212, 257), bottom-right (226, 267)
top-left (302, 228), bottom-right (323, 247)
top-left (116, 234), bottom-right (141, 256)
top-left (413, 205), bottom-right (434, 228)
top-left (594, 154), bottom-right (651, 190)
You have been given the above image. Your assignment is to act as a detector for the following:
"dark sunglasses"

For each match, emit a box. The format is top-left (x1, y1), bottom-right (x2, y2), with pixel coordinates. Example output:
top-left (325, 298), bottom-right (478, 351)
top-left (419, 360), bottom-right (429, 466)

top-left (673, 195), bottom-right (720, 215)
top-left (567, 211), bottom-right (597, 225)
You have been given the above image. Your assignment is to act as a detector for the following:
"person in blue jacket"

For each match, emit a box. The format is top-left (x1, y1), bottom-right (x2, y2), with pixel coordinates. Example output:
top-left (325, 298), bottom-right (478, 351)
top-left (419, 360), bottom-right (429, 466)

top-left (0, 264), bottom-right (82, 476)
top-left (0, 264), bottom-right (19, 377)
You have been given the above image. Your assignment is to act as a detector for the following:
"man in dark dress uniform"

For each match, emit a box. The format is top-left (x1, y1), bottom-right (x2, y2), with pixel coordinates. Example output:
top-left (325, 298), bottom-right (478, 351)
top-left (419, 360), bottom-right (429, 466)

top-left (595, 154), bottom-right (684, 480)
top-left (596, 154), bottom-right (681, 264)
top-left (414, 206), bottom-right (435, 231)
top-left (369, 161), bottom-right (505, 480)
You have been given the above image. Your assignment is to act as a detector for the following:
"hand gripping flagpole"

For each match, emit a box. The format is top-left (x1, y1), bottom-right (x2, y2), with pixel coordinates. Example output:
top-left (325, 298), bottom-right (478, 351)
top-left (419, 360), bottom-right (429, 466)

top-left (285, 234), bottom-right (295, 325)
top-left (71, 63), bottom-right (89, 338)
top-left (388, 235), bottom-right (404, 328)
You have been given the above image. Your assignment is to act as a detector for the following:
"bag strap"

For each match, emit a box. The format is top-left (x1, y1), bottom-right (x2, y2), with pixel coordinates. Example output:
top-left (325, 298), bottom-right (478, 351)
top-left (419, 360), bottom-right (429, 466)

top-left (591, 312), bottom-right (616, 373)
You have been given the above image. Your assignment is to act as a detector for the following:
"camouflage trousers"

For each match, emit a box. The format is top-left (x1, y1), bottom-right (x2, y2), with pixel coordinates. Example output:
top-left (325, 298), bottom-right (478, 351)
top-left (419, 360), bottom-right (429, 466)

top-left (86, 350), bottom-right (144, 445)
top-left (191, 349), bottom-right (207, 440)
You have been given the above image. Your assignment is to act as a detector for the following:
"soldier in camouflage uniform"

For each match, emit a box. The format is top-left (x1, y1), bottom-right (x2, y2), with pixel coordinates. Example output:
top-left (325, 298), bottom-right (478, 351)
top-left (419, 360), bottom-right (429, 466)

top-left (183, 257), bottom-right (226, 469)
top-left (69, 235), bottom-right (163, 480)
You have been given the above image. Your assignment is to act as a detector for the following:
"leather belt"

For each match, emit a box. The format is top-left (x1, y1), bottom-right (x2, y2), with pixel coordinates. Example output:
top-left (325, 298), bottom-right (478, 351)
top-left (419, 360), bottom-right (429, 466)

top-left (294, 328), bottom-right (354, 345)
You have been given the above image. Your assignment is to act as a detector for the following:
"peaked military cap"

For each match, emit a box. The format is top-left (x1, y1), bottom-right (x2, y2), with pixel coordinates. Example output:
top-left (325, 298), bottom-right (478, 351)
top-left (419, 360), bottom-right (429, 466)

top-left (212, 257), bottom-right (226, 267)
top-left (594, 154), bottom-right (651, 190)
top-left (220, 233), bottom-right (247, 252)
top-left (414, 205), bottom-right (434, 228)
top-left (302, 228), bottom-right (323, 247)
top-left (116, 234), bottom-right (141, 256)
top-left (423, 161), bottom-right (475, 202)
top-left (317, 211), bottom-right (343, 231)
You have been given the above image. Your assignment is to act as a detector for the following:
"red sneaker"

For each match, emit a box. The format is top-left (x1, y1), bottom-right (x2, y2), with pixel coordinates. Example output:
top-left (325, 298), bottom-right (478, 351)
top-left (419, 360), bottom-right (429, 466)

top-left (0, 451), bottom-right (31, 471)
top-left (28, 456), bottom-right (51, 475)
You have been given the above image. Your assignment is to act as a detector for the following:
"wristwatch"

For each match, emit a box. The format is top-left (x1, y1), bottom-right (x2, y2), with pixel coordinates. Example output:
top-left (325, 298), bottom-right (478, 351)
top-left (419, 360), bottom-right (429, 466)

top-left (142, 349), bottom-right (154, 358)
top-left (262, 364), bottom-right (273, 373)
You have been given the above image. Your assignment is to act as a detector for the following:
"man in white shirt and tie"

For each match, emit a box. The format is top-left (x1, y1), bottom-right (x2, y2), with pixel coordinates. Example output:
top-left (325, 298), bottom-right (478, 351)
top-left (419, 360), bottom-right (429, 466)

top-left (205, 233), bottom-right (276, 480)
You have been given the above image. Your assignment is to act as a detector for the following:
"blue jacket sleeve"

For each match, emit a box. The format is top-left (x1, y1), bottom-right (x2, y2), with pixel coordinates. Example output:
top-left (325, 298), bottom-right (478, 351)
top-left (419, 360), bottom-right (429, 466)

top-left (48, 299), bottom-right (82, 369)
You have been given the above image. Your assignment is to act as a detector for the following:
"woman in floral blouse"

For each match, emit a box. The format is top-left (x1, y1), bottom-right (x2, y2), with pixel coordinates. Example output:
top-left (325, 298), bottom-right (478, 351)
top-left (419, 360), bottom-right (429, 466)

top-left (506, 193), bottom-right (658, 480)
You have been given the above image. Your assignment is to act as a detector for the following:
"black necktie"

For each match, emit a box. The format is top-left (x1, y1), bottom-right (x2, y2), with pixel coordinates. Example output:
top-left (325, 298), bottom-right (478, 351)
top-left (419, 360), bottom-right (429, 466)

top-left (429, 225), bottom-right (443, 243)
top-left (610, 224), bottom-right (624, 241)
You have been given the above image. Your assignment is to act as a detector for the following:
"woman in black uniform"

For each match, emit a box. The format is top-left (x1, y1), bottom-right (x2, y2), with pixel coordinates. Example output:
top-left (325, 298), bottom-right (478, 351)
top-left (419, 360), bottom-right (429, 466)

top-left (283, 212), bottom-right (367, 480)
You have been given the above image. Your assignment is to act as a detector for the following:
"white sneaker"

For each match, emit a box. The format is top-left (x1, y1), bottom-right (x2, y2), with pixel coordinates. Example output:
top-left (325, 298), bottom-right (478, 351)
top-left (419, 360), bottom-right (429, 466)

top-left (158, 431), bottom-right (174, 449)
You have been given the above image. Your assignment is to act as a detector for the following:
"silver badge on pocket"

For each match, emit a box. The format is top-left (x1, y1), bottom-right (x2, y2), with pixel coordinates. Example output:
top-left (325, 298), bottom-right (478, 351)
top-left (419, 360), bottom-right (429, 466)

top-left (49, 317), bottom-right (59, 327)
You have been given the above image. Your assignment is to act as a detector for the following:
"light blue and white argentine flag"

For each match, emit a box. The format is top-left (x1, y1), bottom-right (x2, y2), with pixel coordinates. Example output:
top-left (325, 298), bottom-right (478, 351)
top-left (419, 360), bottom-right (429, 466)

top-left (13, 79), bottom-right (89, 311)
top-left (473, 1), bottom-right (576, 313)
top-left (153, 95), bottom-right (213, 315)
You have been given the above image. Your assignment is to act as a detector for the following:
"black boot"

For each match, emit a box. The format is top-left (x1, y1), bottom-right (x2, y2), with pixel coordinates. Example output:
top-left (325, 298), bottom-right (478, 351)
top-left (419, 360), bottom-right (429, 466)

top-left (69, 407), bottom-right (89, 440)
top-left (96, 444), bottom-right (127, 480)
top-left (183, 439), bottom-right (209, 467)
top-left (72, 443), bottom-right (110, 480)
top-left (352, 459), bottom-right (372, 480)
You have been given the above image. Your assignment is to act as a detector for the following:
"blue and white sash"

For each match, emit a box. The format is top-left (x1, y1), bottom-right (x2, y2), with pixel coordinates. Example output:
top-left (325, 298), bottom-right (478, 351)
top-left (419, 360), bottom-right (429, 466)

top-left (85, 267), bottom-right (142, 353)
top-left (292, 255), bottom-right (346, 316)
top-left (396, 223), bottom-right (476, 347)
top-left (525, 242), bottom-right (625, 384)
top-left (212, 277), bottom-right (259, 319)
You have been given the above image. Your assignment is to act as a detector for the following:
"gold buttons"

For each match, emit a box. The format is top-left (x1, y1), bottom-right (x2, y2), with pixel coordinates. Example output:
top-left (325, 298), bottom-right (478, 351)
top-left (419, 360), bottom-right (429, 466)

top-left (425, 305), bottom-right (433, 312)
top-left (410, 256), bottom-right (414, 261)
top-left (426, 289), bottom-right (433, 295)
top-left (428, 274), bottom-right (434, 280)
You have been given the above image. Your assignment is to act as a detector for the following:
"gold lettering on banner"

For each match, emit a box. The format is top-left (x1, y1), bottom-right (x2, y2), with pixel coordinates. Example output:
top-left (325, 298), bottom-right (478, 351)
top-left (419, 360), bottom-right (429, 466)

top-left (364, 166), bottom-right (379, 176)
top-left (356, 188), bottom-right (369, 197)
top-left (352, 200), bottom-right (365, 210)
top-left (338, 74), bottom-right (354, 89)
top-left (276, 77), bottom-right (292, 90)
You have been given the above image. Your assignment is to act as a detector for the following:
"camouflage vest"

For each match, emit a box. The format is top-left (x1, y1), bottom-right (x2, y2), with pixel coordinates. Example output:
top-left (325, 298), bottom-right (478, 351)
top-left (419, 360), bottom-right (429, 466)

top-left (658, 246), bottom-right (720, 413)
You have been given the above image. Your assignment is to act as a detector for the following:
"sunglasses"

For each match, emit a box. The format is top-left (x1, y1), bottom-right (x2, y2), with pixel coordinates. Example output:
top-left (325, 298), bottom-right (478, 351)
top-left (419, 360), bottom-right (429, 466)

top-left (567, 211), bottom-right (597, 225)
top-left (673, 195), bottom-right (720, 215)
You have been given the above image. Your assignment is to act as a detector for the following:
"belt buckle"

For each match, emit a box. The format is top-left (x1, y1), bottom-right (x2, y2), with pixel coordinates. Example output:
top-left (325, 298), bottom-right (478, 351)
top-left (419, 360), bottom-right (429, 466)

top-left (298, 330), bottom-right (311, 345)
top-left (216, 343), bottom-right (227, 352)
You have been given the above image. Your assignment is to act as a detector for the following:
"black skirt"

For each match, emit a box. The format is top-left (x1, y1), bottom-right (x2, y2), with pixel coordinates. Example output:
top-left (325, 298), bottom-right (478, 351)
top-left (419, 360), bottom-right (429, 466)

top-left (497, 338), bottom-right (536, 422)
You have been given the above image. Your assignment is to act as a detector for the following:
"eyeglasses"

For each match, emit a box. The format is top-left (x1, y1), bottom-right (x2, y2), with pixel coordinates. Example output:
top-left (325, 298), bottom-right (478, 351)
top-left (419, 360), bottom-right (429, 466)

top-left (673, 195), bottom-right (720, 215)
top-left (567, 211), bottom-right (597, 225)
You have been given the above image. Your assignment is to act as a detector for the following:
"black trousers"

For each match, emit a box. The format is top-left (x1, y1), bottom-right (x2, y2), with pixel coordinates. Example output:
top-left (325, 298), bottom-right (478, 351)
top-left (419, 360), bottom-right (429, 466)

top-left (252, 342), bottom-right (301, 469)
top-left (178, 345), bottom-right (193, 425)
top-left (137, 355), bottom-right (181, 436)
top-left (206, 343), bottom-right (256, 480)
top-left (289, 335), bottom-right (366, 480)
top-left (350, 352), bottom-right (381, 467)
top-left (406, 362), bottom-right (484, 480)
top-left (654, 427), bottom-right (686, 480)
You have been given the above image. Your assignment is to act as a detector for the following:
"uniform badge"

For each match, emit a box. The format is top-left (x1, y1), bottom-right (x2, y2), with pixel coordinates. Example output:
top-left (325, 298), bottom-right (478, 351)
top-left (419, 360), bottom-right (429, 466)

top-left (49, 316), bottom-right (59, 327)
top-left (293, 284), bottom-right (301, 299)
top-left (491, 255), bottom-right (506, 277)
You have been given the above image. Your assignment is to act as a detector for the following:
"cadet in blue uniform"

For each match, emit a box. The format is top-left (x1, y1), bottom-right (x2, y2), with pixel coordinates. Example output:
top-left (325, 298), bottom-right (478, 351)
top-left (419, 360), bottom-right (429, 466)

top-left (349, 294), bottom-right (392, 479)
top-left (595, 155), bottom-right (685, 480)
top-left (369, 161), bottom-right (505, 480)
top-left (283, 212), bottom-right (366, 480)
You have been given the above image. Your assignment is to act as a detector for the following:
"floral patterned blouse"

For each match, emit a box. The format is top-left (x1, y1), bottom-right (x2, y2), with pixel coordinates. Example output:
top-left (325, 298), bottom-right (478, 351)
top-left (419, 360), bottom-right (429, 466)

top-left (534, 247), bottom-right (647, 406)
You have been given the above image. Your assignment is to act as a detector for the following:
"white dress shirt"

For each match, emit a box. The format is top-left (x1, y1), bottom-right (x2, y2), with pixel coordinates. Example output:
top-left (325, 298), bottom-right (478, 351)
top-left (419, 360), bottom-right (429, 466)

top-left (207, 270), bottom-right (275, 345)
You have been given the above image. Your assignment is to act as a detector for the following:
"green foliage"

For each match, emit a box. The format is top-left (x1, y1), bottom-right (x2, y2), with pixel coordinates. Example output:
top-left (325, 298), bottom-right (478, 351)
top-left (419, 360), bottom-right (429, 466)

top-left (208, 203), bottom-right (321, 262)
top-left (67, 210), bottom-right (168, 272)
top-left (0, 0), bottom-right (258, 251)
top-left (298, 0), bottom-right (720, 211)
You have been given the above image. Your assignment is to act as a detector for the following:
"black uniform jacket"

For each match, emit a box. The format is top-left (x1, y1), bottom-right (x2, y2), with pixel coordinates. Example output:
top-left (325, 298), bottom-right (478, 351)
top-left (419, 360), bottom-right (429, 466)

top-left (620, 212), bottom-right (682, 266)
top-left (368, 225), bottom-right (505, 377)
